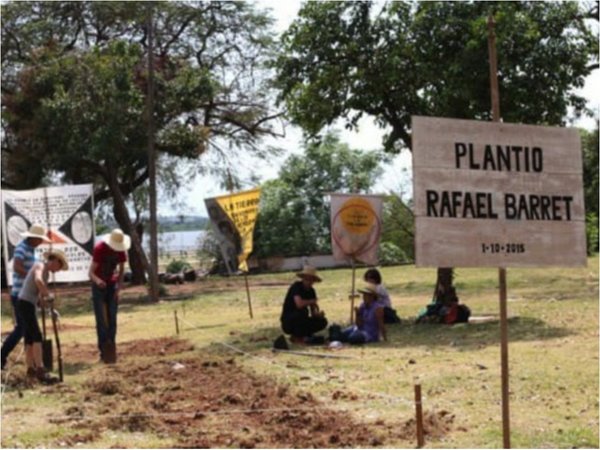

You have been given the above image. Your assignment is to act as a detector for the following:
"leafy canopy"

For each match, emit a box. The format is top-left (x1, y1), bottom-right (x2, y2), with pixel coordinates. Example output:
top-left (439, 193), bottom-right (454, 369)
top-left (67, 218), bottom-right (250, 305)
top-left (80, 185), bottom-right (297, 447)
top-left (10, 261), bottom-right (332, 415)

top-left (254, 132), bottom-right (385, 257)
top-left (275, 1), bottom-right (597, 153)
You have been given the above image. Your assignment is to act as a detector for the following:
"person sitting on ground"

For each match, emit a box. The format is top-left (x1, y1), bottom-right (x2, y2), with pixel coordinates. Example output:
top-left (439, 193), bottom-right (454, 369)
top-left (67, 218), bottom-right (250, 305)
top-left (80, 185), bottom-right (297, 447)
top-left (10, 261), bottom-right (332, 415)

top-left (280, 265), bottom-right (327, 344)
top-left (17, 249), bottom-right (69, 384)
top-left (363, 268), bottom-right (401, 323)
top-left (333, 283), bottom-right (387, 345)
top-left (415, 284), bottom-right (470, 324)
top-left (1, 224), bottom-right (50, 371)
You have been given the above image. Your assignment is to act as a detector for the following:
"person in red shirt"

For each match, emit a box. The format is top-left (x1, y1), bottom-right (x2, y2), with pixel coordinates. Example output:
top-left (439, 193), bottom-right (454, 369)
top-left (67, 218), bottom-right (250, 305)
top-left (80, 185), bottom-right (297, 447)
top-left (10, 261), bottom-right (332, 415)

top-left (88, 228), bottom-right (130, 363)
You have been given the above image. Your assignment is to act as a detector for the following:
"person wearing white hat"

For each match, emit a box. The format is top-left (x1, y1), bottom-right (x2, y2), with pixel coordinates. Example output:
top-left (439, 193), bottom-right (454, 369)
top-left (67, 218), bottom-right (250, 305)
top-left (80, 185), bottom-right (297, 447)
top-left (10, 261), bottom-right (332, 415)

top-left (1, 224), bottom-right (50, 370)
top-left (338, 282), bottom-right (387, 345)
top-left (88, 228), bottom-right (131, 363)
top-left (17, 249), bottom-right (68, 383)
top-left (280, 265), bottom-right (328, 344)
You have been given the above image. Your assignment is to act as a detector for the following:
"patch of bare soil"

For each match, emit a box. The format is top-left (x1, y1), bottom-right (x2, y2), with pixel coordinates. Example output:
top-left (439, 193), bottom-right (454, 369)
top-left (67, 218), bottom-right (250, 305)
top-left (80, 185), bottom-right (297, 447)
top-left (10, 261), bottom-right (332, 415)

top-left (63, 336), bottom-right (195, 363)
top-left (48, 337), bottom-right (455, 448)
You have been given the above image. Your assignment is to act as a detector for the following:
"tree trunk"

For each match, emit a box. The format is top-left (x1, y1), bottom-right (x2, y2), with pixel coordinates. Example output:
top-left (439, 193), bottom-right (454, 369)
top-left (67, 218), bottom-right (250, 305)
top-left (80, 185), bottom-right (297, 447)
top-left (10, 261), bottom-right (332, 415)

top-left (434, 267), bottom-right (455, 299)
top-left (128, 221), bottom-right (147, 285)
top-left (106, 164), bottom-right (152, 293)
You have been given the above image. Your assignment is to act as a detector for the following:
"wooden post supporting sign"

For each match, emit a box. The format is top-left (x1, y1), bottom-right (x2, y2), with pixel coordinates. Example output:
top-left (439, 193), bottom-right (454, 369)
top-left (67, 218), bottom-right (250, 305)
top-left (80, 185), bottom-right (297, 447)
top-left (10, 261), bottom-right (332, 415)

top-left (488, 14), bottom-right (511, 449)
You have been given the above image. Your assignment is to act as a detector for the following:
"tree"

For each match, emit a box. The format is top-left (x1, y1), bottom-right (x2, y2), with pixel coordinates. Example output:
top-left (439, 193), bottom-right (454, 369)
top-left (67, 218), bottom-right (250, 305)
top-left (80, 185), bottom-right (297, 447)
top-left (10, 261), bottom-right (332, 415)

top-left (275, 0), bottom-right (598, 290)
top-left (253, 132), bottom-right (385, 258)
top-left (582, 126), bottom-right (599, 253)
top-left (2, 2), bottom-right (281, 284)
top-left (381, 194), bottom-right (414, 262)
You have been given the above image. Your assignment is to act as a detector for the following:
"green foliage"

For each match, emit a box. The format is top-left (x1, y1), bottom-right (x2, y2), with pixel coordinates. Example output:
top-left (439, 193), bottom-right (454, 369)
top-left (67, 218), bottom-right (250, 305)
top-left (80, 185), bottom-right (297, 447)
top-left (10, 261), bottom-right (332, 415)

top-left (378, 241), bottom-right (408, 266)
top-left (586, 213), bottom-right (599, 255)
top-left (165, 259), bottom-right (192, 274)
top-left (581, 127), bottom-right (599, 217)
top-left (254, 132), bottom-right (385, 257)
top-left (381, 194), bottom-right (414, 261)
top-left (276, 1), bottom-right (597, 153)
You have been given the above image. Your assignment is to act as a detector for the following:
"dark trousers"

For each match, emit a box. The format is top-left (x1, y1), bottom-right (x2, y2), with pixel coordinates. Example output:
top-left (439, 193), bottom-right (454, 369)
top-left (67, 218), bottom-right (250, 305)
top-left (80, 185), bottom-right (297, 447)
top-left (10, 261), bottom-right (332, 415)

top-left (1, 295), bottom-right (24, 367)
top-left (281, 311), bottom-right (327, 338)
top-left (92, 284), bottom-right (118, 356)
top-left (17, 300), bottom-right (42, 345)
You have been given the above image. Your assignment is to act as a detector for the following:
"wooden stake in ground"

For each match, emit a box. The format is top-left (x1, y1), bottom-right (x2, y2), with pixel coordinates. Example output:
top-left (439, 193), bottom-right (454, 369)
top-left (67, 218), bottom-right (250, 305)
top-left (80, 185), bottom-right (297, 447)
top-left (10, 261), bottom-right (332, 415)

top-left (244, 273), bottom-right (254, 319)
top-left (414, 384), bottom-right (424, 448)
top-left (488, 14), bottom-right (511, 449)
top-left (174, 310), bottom-right (180, 335)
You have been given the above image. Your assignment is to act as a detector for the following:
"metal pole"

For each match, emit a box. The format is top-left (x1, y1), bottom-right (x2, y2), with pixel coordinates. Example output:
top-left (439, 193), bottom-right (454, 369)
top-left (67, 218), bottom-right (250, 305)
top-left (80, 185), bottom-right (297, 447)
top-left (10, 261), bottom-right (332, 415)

top-left (415, 384), bottom-right (425, 448)
top-left (147, 4), bottom-right (160, 302)
top-left (488, 14), bottom-right (510, 449)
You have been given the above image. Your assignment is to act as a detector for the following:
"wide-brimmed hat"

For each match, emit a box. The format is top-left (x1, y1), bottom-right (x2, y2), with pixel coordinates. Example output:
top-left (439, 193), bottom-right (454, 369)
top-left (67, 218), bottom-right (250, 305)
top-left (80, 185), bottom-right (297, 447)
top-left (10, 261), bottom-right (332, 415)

top-left (296, 265), bottom-right (322, 283)
top-left (20, 224), bottom-right (51, 243)
top-left (43, 249), bottom-right (69, 271)
top-left (358, 282), bottom-right (379, 297)
top-left (104, 228), bottom-right (131, 252)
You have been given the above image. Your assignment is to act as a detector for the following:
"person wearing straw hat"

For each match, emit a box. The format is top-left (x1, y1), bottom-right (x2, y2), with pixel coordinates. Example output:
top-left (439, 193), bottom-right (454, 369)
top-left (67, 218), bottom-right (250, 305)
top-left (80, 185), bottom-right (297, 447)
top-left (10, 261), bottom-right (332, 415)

top-left (280, 265), bottom-right (328, 344)
top-left (17, 249), bottom-right (68, 383)
top-left (88, 228), bottom-right (131, 363)
top-left (338, 282), bottom-right (387, 345)
top-left (1, 224), bottom-right (50, 371)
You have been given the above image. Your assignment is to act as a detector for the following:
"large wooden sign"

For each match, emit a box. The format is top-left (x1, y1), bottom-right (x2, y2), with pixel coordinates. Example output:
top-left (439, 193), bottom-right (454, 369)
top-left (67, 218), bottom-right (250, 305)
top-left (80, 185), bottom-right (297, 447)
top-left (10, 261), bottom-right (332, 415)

top-left (412, 116), bottom-right (586, 267)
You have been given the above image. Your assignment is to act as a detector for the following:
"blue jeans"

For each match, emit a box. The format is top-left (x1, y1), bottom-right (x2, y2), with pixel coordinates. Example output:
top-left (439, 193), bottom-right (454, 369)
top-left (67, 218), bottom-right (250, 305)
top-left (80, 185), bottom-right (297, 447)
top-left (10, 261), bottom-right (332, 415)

top-left (91, 284), bottom-right (118, 357)
top-left (1, 295), bottom-right (24, 368)
top-left (340, 325), bottom-right (368, 345)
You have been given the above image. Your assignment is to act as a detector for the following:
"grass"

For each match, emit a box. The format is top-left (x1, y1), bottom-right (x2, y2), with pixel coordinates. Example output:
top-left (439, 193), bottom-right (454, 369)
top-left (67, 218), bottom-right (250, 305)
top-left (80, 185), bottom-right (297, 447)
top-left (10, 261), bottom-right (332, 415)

top-left (1, 256), bottom-right (598, 448)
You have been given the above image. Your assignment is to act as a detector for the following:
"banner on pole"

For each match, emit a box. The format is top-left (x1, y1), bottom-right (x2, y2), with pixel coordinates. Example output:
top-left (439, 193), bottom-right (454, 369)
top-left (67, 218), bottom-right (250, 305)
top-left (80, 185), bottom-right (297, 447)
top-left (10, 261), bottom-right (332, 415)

top-left (204, 188), bottom-right (260, 273)
top-left (412, 116), bottom-right (586, 267)
top-left (2, 184), bottom-right (95, 284)
top-left (330, 193), bottom-right (384, 265)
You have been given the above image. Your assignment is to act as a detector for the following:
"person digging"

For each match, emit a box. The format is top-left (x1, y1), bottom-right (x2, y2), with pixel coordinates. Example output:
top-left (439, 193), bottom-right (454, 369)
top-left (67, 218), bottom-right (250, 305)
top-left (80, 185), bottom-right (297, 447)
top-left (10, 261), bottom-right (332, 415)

top-left (88, 229), bottom-right (130, 364)
top-left (17, 249), bottom-right (69, 384)
top-left (279, 265), bottom-right (328, 345)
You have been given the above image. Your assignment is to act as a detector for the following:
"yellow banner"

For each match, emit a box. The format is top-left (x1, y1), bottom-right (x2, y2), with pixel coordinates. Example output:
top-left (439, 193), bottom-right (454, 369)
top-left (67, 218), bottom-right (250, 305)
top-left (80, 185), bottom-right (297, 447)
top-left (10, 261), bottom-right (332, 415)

top-left (214, 188), bottom-right (261, 272)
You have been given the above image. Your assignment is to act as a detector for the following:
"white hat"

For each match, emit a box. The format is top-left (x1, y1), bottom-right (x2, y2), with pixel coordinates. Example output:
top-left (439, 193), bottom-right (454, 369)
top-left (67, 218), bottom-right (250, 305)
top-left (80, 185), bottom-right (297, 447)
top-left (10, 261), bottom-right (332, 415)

top-left (357, 282), bottom-right (379, 297)
top-left (21, 224), bottom-right (51, 243)
top-left (43, 249), bottom-right (69, 271)
top-left (296, 265), bottom-right (322, 283)
top-left (104, 228), bottom-right (131, 252)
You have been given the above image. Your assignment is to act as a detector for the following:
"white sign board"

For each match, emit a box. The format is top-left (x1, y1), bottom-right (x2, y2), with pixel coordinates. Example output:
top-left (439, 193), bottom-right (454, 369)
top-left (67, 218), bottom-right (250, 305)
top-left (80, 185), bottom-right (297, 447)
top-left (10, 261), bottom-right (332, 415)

top-left (330, 193), bottom-right (384, 265)
top-left (2, 184), bottom-right (95, 283)
top-left (412, 116), bottom-right (586, 267)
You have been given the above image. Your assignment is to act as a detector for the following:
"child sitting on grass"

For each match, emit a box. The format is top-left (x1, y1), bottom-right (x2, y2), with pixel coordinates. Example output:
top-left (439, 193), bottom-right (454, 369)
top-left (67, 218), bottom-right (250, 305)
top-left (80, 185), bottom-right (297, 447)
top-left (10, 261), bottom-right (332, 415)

top-left (364, 268), bottom-right (401, 323)
top-left (332, 283), bottom-right (387, 345)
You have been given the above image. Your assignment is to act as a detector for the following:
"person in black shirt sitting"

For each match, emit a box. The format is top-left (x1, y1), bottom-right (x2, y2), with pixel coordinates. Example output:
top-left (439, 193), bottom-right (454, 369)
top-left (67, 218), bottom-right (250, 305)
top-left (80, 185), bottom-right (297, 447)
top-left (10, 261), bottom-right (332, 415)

top-left (280, 265), bottom-right (328, 344)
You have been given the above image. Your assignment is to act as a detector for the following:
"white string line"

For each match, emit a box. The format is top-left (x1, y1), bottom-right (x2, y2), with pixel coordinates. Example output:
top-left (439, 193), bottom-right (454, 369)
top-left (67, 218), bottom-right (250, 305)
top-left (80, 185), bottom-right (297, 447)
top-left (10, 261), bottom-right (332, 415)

top-left (178, 316), bottom-right (416, 409)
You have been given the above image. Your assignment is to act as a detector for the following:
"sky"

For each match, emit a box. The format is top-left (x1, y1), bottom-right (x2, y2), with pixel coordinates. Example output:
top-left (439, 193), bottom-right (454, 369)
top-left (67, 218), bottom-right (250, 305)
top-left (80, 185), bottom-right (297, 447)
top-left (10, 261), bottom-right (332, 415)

top-left (162, 0), bottom-right (599, 218)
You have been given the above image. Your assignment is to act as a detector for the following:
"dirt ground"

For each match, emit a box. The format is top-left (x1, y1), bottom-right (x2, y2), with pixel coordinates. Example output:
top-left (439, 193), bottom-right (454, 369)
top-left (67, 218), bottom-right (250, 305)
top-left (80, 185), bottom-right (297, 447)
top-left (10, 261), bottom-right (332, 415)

top-left (5, 336), bottom-right (454, 448)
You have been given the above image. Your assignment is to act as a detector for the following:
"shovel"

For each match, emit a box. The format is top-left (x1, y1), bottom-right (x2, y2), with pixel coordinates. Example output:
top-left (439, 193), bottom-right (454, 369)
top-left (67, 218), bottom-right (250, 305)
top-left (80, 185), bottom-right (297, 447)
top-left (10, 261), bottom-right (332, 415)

top-left (41, 305), bottom-right (53, 371)
top-left (50, 305), bottom-right (63, 382)
top-left (101, 289), bottom-right (117, 364)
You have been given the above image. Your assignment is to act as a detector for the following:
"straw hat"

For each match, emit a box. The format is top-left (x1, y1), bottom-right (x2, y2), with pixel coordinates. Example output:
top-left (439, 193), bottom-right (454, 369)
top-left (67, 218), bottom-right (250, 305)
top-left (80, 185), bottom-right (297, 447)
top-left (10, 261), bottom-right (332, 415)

top-left (357, 282), bottom-right (379, 297)
top-left (296, 265), bottom-right (322, 283)
top-left (20, 224), bottom-right (51, 243)
top-left (43, 249), bottom-right (69, 271)
top-left (104, 228), bottom-right (131, 252)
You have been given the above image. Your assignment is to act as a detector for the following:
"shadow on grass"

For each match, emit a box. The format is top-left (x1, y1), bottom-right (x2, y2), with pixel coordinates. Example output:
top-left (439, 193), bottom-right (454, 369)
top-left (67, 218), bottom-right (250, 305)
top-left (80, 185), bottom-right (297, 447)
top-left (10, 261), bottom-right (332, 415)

top-left (380, 316), bottom-right (573, 351)
top-left (62, 361), bottom-right (92, 376)
top-left (204, 316), bottom-right (572, 355)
